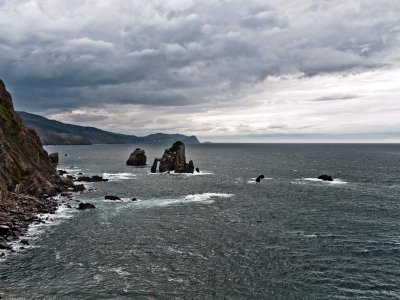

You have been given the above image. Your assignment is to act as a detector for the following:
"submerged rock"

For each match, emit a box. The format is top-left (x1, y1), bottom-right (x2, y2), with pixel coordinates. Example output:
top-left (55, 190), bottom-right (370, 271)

top-left (77, 176), bottom-right (108, 182)
top-left (318, 175), bottom-right (333, 181)
top-left (78, 203), bottom-right (96, 210)
top-left (105, 195), bottom-right (121, 201)
top-left (58, 170), bottom-right (68, 175)
top-left (20, 239), bottom-right (29, 245)
top-left (0, 238), bottom-right (11, 250)
top-left (126, 148), bottom-right (147, 166)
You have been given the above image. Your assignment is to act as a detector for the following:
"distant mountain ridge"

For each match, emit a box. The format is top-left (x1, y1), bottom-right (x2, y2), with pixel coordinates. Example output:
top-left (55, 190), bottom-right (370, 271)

top-left (17, 111), bottom-right (200, 145)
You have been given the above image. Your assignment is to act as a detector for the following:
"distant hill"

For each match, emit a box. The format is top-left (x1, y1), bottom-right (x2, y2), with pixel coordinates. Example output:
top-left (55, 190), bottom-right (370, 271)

top-left (17, 111), bottom-right (200, 145)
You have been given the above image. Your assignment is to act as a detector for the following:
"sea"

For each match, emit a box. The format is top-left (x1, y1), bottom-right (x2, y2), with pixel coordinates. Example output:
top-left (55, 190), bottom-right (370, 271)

top-left (0, 143), bottom-right (399, 299)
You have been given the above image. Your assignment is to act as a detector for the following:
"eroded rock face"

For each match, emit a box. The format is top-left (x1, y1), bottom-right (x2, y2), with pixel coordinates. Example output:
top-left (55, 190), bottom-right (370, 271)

top-left (157, 141), bottom-right (195, 173)
top-left (126, 148), bottom-right (146, 166)
top-left (0, 79), bottom-right (76, 243)
top-left (0, 80), bottom-right (68, 198)
top-left (151, 158), bottom-right (159, 173)
top-left (49, 153), bottom-right (59, 164)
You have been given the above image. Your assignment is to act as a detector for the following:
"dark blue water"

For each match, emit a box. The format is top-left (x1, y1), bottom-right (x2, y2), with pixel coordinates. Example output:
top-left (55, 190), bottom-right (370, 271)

top-left (1, 144), bottom-right (400, 299)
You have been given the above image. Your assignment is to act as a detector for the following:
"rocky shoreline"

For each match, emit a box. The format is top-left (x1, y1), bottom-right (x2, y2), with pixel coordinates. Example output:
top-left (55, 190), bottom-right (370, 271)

top-left (0, 79), bottom-right (86, 255)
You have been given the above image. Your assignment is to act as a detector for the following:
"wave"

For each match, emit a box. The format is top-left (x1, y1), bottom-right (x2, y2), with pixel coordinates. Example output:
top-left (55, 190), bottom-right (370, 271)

top-left (2, 203), bottom-right (77, 259)
top-left (103, 197), bottom-right (138, 203)
top-left (247, 177), bottom-right (273, 184)
top-left (131, 193), bottom-right (234, 209)
top-left (102, 173), bottom-right (136, 181)
top-left (149, 170), bottom-right (213, 176)
top-left (303, 178), bottom-right (348, 184)
top-left (291, 178), bottom-right (348, 185)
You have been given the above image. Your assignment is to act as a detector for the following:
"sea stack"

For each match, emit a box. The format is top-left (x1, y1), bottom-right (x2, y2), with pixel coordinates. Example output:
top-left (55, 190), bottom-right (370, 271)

top-left (152, 141), bottom-right (195, 173)
top-left (126, 148), bottom-right (147, 166)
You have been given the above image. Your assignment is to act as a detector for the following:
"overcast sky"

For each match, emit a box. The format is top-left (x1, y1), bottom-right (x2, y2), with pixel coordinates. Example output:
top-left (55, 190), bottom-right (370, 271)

top-left (1, 0), bottom-right (399, 142)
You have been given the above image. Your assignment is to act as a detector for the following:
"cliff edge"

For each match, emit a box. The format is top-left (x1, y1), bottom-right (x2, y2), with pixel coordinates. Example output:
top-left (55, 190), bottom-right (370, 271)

top-left (0, 80), bottom-right (74, 250)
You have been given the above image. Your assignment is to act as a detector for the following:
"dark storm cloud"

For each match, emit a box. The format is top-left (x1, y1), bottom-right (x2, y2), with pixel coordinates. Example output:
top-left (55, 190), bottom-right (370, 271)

top-left (0, 0), bottom-right (399, 112)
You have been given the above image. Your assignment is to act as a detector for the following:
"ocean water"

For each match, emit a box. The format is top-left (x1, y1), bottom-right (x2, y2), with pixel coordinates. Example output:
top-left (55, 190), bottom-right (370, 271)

top-left (1, 143), bottom-right (400, 299)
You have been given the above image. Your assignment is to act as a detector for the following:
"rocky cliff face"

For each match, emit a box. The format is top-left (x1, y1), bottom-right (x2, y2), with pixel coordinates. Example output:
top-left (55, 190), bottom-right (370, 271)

top-left (0, 80), bottom-right (74, 245)
top-left (0, 80), bottom-right (67, 198)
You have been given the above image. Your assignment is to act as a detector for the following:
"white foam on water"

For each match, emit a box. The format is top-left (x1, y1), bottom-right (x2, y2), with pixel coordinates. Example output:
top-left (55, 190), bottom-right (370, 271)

top-left (247, 177), bottom-right (273, 184)
top-left (102, 173), bottom-right (136, 181)
top-left (149, 170), bottom-right (213, 176)
top-left (110, 267), bottom-right (131, 276)
top-left (23, 205), bottom-right (77, 239)
top-left (62, 166), bottom-right (82, 173)
top-left (135, 193), bottom-right (234, 209)
top-left (303, 178), bottom-right (348, 184)
top-left (104, 197), bottom-right (139, 203)
top-left (1, 203), bottom-right (78, 259)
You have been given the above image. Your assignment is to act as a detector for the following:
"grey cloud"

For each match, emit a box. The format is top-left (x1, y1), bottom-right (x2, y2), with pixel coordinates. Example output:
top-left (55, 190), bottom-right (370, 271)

top-left (1, 0), bottom-right (399, 112)
top-left (67, 114), bottom-right (109, 123)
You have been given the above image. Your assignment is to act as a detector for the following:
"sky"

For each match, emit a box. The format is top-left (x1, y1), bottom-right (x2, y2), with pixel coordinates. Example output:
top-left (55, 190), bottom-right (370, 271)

top-left (1, 0), bottom-right (399, 142)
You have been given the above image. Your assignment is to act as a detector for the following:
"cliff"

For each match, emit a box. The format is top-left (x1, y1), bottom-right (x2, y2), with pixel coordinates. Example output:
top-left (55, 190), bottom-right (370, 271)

top-left (0, 80), bottom-right (74, 248)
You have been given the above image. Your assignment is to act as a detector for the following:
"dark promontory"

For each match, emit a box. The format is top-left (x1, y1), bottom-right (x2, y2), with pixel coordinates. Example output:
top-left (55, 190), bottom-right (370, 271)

top-left (0, 80), bottom-right (75, 249)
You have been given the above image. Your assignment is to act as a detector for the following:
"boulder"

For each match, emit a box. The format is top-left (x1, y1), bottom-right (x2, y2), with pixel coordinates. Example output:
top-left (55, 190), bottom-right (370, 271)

top-left (0, 225), bottom-right (10, 237)
top-left (105, 195), bottom-right (121, 201)
top-left (49, 153), bottom-right (59, 164)
top-left (78, 203), bottom-right (96, 210)
top-left (72, 184), bottom-right (86, 192)
top-left (0, 238), bottom-right (11, 250)
top-left (318, 175), bottom-right (333, 181)
top-left (126, 148), bottom-right (147, 166)
top-left (196, 167), bottom-right (200, 173)
top-left (77, 176), bottom-right (108, 182)
top-left (256, 175), bottom-right (265, 183)
top-left (158, 141), bottom-right (195, 173)
top-left (20, 239), bottom-right (29, 245)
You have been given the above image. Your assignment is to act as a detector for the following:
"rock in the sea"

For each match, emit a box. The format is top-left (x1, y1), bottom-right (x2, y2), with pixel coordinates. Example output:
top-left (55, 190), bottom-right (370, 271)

top-left (156, 141), bottom-right (196, 173)
top-left (58, 170), bottom-right (68, 175)
top-left (131, 198), bottom-right (137, 201)
top-left (0, 225), bottom-right (10, 236)
top-left (256, 175), bottom-right (265, 183)
top-left (126, 148), bottom-right (147, 166)
top-left (78, 203), bottom-right (96, 210)
top-left (196, 167), bottom-right (200, 173)
top-left (318, 175), bottom-right (333, 181)
top-left (105, 195), bottom-right (121, 201)
top-left (0, 238), bottom-right (11, 250)
top-left (72, 184), bottom-right (86, 192)
top-left (49, 153), bottom-right (59, 164)
top-left (20, 239), bottom-right (29, 245)
top-left (77, 176), bottom-right (108, 182)
top-left (151, 158), bottom-right (159, 173)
